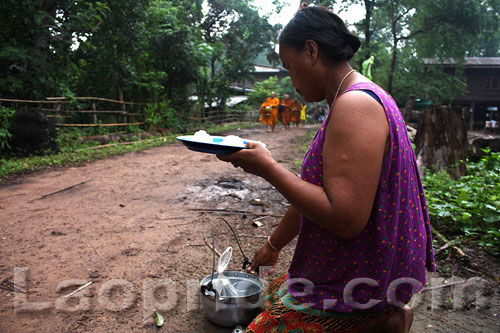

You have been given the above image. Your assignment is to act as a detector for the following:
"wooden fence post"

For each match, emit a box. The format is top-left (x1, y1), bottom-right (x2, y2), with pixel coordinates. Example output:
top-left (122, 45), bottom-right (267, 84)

top-left (92, 102), bottom-right (97, 124)
top-left (118, 86), bottom-right (127, 124)
top-left (55, 103), bottom-right (61, 121)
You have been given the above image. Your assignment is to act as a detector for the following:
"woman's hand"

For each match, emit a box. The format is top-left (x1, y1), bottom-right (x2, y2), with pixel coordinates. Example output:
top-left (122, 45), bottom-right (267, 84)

top-left (247, 240), bottom-right (280, 276)
top-left (217, 141), bottom-right (276, 178)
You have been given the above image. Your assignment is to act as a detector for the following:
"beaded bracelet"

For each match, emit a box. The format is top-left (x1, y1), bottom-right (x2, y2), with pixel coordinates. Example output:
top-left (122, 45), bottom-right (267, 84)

top-left (267, 236), bottom-right (280, 252)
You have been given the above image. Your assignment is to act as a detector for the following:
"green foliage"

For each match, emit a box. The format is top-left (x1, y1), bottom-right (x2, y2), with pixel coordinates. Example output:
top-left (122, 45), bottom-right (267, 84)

top-left (1, 0), bottom-right (496, 121)
top-left (391, 50), bottom-right (468, 104)
top-left (0, 0), bottom-right (110, 99)
top-left (132, 0), bottom-right (205, 106)
top-left (278, 77), bottom-right (301, 100)
top-left (246, 76), bottom-right (300, 107)
top-left (246, 76), bottom-right (280, 106)
top-left (198, 0), bottom-right (279, 108)
top-left (0, 106), bottom-right (15, 150)
top-left (467, 0), bottom-right (500, 56)
top-left (145, 101), bottom-right (172, 130)
top-left (413, 0), bottom-right (483, 59)
top-left (0, 0), bottom-right (280, 119)
top-left (292, 129), bottom-right (317, 173)
top-left (423, 151), bottom-right (500, 256)
top-left (325, 0), bottom-right (495, 103)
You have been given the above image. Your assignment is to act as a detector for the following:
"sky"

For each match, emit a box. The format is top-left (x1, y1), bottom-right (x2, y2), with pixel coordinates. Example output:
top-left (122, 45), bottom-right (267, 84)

top-left (251, 1), bottom-right (365, 27)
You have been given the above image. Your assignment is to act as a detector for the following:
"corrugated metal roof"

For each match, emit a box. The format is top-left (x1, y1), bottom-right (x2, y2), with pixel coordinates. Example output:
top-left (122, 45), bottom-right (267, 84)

top-left (253, 65), bottom-right (280, 73)
top-left (464, 57), bottom-right (500, 65)
top-left (424, 57), bottom-right (500, 66)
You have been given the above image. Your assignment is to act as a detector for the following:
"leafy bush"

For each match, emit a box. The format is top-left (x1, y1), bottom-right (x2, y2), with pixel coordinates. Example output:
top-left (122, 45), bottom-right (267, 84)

top-left (144, 101), bottom-right (182, 131)
top-left (0, 106), bottom-right (15, 150)
top-left (246, 76), bottom-right (303, 109)
top-left (422, 150), bottom-right (500, 255)
top-left (246, 76), bottom-right (280, 107)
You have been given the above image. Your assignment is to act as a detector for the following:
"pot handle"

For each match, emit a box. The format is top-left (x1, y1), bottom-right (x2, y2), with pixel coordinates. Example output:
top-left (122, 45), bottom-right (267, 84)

top-left (242, 259), bottom-right (259, 275)
top-left (216, 217), bottom-right (251, 270)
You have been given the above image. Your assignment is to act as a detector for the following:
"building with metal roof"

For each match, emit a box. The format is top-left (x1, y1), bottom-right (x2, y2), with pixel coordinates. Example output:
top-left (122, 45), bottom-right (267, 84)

top-left (425, 57), bottom-right (500, 130)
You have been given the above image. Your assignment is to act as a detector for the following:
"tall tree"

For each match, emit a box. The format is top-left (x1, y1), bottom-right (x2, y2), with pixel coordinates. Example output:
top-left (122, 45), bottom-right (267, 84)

top-left (132, 0), bottom-right (204, 106)
top-left (375, 0), bottom-right (483, 95)
top-left (461, 0), bottom-right (500, 57)
top-left (72, 0), bottom-right (149, 102)
top-left (0, 0), bottom-right (108, 99)
top-left (199, 0), bottom-right (277, 109)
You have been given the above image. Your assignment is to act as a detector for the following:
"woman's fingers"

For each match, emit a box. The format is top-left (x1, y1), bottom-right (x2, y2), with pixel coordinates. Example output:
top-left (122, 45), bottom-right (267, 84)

top-left (249, 260), bottom-right (261, 273)
top-left (217, 140), bottom-right (273, 177)
top-left (246, 140), bottom-right (268, 151)
top-left (245, 141), bottom-right (259, 149)
top-left (216, 151), bottom-right (239, 162)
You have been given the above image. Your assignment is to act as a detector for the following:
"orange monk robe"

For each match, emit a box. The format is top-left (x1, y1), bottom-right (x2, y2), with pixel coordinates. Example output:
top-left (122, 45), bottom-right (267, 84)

top-left (291, 101), bottom-right (301, 124)
top-left (280, 98), bottom-right (295, 126)
top-left (259, 97), bottom-right (280, 126)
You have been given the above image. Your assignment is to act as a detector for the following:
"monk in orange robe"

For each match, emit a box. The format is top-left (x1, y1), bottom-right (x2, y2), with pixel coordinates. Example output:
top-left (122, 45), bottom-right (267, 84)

top-left (291, 100), bottom-right (302, 127)
top-left (259, 91), bottom-right (280, 132)
top-left (280, 94), bottom-right (295, 130)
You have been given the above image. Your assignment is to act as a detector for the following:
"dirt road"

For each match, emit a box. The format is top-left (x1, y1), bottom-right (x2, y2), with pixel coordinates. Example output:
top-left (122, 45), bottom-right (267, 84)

top-left (0, 125), bottom-right (498, 332)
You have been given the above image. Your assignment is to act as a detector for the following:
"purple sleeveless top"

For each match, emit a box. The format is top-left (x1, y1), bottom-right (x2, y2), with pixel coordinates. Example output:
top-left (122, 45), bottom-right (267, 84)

top-left (287, 82), bottom-right (435, 313)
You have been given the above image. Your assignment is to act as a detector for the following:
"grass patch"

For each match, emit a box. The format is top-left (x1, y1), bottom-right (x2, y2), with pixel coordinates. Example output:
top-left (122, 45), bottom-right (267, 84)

top-left (0, 122), bottom-right (262, 181)
top-left (291, 128), bottom-right (317, 173)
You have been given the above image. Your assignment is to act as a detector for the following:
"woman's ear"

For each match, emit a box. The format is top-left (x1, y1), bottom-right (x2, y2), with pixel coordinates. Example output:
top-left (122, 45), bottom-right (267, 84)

top-left (304, 40), bottom-right (319, 65)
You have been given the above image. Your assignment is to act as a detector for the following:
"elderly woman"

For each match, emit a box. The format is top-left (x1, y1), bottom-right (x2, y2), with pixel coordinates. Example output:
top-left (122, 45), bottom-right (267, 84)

top-left (218, 5), bottom-right (435, 332)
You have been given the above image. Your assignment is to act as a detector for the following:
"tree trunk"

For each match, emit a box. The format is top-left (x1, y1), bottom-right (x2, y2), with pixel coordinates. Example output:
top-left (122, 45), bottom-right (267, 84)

top-left (364, 0), bottom-right (374, 49)
top-left (388, 37), bottom-right (397, 94)
top-left (387, 0), bottom-right (397, 94)
top-left (357, 0), bottom-right (375, 69)
top-left (414, 105), bottom-right (469, 179)
top-left (403, 94), bottom-right (416, 123)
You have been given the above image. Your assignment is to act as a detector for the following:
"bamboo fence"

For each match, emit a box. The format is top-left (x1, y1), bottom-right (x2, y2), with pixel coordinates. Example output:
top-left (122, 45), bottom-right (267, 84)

top-left (0, 97), bottom-right (257, 127)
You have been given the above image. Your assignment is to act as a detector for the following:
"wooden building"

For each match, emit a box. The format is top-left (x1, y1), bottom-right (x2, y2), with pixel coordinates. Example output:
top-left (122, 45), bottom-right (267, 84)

top-left (430, 57), bottom-right (500, 130)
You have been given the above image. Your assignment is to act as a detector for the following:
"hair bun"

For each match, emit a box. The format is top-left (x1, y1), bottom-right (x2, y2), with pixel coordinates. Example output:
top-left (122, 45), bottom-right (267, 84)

top-left (279, 6), bottom-right (361, 62)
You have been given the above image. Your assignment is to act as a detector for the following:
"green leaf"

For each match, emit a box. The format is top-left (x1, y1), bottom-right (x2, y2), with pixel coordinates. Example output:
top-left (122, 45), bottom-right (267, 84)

top-left (154, 311), bottom-right (164, 327)
top-left (485, 204), bottom-right (499, 211)
top-left (486, 229), bottom-right (500, 236)
top-left (437, 210), bottom-right (451, 217)
top-left (461, 212), bottom-right (471, 219)
top-left (483, 215), bottom-right (500, 223)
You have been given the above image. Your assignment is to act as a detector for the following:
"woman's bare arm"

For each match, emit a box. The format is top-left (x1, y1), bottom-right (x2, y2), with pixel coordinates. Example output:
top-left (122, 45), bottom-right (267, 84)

top-left (219, 91), bottom-right (388, 239)
top-left (248, 206), bottom-right (300, 273)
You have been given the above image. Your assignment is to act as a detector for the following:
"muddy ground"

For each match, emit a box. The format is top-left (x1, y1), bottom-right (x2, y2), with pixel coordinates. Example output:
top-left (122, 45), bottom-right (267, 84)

top-left (0, 125), bottom-right (499, 332)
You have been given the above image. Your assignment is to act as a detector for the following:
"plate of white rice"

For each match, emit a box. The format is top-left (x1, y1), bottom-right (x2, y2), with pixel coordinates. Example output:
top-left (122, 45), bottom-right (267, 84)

top-left (176, 130), bottom-right (249, 155)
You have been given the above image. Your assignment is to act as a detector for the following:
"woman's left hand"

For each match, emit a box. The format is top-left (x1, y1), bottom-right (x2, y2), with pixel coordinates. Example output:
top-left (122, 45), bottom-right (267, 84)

top-left (216, 141), bottom-right (275, 178)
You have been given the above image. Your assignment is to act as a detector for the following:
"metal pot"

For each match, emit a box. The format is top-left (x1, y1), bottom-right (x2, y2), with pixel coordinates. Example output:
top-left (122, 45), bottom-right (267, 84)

top-left (200, 271), bottom-right (262, 328)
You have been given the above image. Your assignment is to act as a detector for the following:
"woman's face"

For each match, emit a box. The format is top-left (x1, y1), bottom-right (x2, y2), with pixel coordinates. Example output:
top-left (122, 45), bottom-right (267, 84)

top-left (279, 43), bottom-right (323, 102)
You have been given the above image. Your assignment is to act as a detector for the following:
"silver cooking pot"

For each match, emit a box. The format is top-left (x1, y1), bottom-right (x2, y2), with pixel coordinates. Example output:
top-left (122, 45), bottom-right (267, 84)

top-left (200, 271), bottom-right (262, 327)
top-left (200, 217), bottom-right (263, 327)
